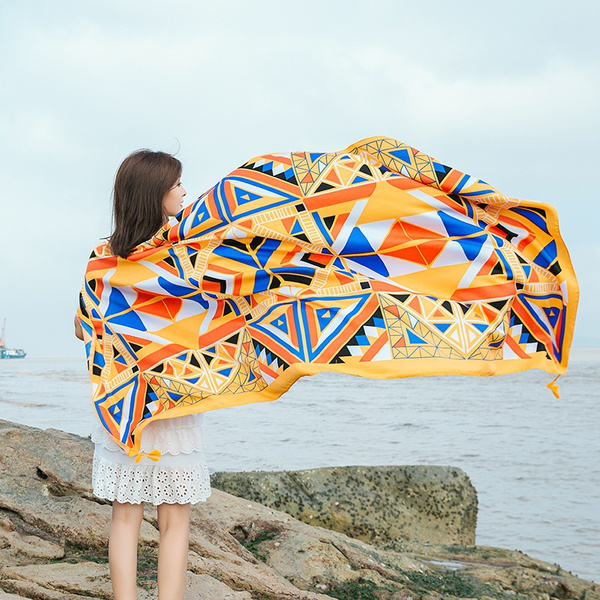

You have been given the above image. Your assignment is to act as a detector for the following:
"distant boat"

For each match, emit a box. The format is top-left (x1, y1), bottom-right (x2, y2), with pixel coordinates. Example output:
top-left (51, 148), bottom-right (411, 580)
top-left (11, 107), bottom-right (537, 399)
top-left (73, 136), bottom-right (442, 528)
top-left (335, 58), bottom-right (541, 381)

top-left (0, 319), bottom-right (27, 359)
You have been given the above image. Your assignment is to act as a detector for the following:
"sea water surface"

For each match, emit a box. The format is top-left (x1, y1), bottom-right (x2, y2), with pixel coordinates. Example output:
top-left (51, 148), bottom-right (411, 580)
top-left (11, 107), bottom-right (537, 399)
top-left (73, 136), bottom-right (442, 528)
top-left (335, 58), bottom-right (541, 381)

top-left (0, 350), bottom-right (598, 582)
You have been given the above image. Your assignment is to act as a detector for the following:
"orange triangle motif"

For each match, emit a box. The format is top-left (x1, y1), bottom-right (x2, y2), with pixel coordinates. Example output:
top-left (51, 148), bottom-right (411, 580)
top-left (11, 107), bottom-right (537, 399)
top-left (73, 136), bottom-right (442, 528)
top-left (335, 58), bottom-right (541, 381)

top-left (325, 169), bottom-right (341, 185)
top-left (418, 240), bottom-right (447, 266)
top-left (384, 304), bottom-right (401, 317)
top-left (281, 216), bottom-right (295, 233)
top-left (401, 220), bottom-right (444, 241)
top-left (224, 345), bottom-right (237, 359)
top-left (386, 245), bottom-right (428, 266)
top-left (393, 336), bottom-right (406, 348)
top-left (408, 297), bottom-right (421, 311)
top-left (482, 306), bottom-right (500, 322)
top-left (378, 221), bottom-right (414, 251)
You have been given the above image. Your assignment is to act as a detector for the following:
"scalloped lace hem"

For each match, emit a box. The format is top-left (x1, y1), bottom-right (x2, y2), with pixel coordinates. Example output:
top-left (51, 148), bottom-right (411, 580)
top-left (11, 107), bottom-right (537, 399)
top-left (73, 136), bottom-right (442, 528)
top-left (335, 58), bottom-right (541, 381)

top-left (92, 452), bottom-right (211, 505)
top-left (91, 414), bottom-right (206, 455)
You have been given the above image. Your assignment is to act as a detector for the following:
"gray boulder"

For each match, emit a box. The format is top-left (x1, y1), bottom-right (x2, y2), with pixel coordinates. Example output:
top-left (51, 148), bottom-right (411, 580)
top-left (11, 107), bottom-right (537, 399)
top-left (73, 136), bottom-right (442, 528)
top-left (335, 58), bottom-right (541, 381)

top-left (211, 465), bottom-right (477, 545)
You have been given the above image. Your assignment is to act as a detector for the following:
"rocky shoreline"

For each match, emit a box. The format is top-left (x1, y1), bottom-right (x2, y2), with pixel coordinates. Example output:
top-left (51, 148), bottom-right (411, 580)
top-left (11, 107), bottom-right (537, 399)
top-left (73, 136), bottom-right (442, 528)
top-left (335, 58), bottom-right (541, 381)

top-left (0, 418), bottom-right (598, 600)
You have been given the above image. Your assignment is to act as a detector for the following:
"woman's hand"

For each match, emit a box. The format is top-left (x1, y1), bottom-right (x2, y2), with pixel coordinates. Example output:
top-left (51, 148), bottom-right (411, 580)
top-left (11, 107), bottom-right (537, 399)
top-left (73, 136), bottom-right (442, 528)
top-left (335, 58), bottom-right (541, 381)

top-left (74, 314), bottom-right (84, 341)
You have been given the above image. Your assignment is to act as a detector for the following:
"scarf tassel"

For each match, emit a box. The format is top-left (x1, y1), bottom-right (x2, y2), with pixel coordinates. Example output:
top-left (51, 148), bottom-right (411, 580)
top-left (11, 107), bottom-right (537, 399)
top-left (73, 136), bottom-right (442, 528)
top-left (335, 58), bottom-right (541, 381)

top-left (133, 450), bottom-right (162, 463)
top-left (546, 375), bottom-right (561, 399)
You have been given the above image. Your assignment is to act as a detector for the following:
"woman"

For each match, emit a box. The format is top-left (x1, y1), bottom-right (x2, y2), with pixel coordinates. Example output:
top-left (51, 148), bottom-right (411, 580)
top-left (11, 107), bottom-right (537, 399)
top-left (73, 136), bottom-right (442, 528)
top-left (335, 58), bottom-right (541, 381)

top-left (75, 150), bottom-right (211, 600)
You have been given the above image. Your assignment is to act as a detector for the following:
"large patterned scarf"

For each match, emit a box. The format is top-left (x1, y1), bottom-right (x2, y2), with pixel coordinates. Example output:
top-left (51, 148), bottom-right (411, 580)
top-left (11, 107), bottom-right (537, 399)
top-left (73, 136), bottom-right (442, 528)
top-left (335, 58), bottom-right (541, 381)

top-left (78, 136), bottom-right (578, 459)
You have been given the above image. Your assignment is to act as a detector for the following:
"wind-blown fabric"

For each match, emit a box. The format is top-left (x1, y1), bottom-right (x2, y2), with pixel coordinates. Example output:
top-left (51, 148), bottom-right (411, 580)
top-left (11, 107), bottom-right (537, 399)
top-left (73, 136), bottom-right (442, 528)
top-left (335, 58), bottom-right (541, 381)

top-left (78, 136), bottom-right (578, 458)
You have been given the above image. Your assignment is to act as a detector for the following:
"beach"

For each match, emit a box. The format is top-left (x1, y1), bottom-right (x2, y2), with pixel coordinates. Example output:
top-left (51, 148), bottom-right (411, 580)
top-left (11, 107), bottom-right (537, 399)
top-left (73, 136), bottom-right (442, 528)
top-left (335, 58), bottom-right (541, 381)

top-left (0, 349), bottom-right (598, 581)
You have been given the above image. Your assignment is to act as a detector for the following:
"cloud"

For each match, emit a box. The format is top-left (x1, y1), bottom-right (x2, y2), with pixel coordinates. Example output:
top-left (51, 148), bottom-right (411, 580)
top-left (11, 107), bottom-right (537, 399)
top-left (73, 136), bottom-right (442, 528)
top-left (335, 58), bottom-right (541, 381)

top-left (0, 0), bottom-right (596, 352)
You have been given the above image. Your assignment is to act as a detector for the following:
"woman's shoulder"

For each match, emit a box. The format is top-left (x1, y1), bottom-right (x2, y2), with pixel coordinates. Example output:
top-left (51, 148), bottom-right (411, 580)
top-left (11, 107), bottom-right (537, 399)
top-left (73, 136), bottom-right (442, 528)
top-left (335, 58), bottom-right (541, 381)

top-left (90, 239), bottom-right (113, 258)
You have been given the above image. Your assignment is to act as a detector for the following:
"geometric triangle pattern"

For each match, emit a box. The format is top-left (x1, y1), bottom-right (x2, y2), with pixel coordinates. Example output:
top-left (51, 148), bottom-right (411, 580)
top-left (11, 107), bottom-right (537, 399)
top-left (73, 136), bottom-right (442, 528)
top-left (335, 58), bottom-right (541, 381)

top-left (78, 135), bottom-right (579, 457)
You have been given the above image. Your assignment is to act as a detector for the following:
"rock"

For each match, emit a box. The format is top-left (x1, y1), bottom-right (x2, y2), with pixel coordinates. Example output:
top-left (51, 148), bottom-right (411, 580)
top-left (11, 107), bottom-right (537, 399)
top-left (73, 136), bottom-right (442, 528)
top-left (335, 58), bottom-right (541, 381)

top-left (185, 573), bottom-right (253, 599)
top-left (0, 516), bottom-right (64, 561)
top-left (0, 591), bottom-right (30, 600)
top-left (1, 418), bottom-right (598, 600)
top-left (2, 562), bottom-right (113, 599)
top-left (211, 465), bottom-right (477, 545)
top-left (0, 421), bottom-right (159, 551)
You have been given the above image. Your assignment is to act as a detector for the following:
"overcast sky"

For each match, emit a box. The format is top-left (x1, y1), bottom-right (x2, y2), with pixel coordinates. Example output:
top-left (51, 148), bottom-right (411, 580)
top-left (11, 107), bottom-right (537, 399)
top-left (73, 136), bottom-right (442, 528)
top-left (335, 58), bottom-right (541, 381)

top-left (1, 0), bottom-right (598, 356)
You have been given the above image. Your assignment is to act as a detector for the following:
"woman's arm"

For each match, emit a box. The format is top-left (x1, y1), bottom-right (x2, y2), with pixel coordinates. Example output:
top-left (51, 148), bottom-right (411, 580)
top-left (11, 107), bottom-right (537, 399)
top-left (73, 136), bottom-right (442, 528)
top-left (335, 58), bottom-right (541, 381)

top-left (74, 314), bottom-right (84, 340)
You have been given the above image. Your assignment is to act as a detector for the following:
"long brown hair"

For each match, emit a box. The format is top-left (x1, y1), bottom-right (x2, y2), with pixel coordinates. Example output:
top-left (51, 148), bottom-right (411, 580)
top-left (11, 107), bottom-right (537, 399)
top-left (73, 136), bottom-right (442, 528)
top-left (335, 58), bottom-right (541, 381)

top-left (109, 150), bottom-right (182, 258)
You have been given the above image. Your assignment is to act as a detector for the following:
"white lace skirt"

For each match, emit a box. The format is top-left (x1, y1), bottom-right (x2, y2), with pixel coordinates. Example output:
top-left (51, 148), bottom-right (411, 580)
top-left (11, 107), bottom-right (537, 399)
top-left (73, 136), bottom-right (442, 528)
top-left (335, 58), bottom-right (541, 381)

top-left (91, 413), bottom-right (212, 505)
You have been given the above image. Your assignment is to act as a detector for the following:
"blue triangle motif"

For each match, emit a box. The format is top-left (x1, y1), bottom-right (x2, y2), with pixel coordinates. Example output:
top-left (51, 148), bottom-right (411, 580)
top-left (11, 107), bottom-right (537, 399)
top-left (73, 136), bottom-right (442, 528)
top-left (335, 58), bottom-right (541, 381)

top-left (157, 277), bottom-right (194, 298)
top-left (191, 202), bottom-right (211, 228)
top-left (271, 314), bottom-right (289, 334)
top-left (349, 253), bottom-right (389, 277)
top-left (407, 330), bottom-right (426, 345)
top-left (543, 307), bottom-right (560, 328)
top-left (438, 211), bottom-right (483, 238)
top-left (389, 148), bottom-right (411, 163)
top-left (291, 220), bottom-right (303, 235)
top-left (109, 399), bottom-right (123, 418)
top-left (341, 228), bottom-right (375, 255)
top-left (456, 234), bottom-right (487, 261)
top-left (234, 186), bottom-right (263, 205)
top-left (108, 309), bottom-right (147, 331)
top-left (106, 288), bottom-right (131, 317)
top-left (316, 307), bottom-right (339, 330)
top-left (534, 240), bottom-right (558, 269)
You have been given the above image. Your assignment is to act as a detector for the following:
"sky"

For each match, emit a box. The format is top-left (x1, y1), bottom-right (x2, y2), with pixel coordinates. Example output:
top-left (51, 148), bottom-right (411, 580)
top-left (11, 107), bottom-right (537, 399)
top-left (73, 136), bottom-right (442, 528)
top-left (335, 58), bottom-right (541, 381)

top-left (1, 0), bottom-right (599, 355)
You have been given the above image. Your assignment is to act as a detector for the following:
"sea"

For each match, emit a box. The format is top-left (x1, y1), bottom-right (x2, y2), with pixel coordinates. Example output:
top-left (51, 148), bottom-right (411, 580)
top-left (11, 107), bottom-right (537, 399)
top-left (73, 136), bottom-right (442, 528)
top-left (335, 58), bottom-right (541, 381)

top-left (0, 350), bottom-right (598, 582)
